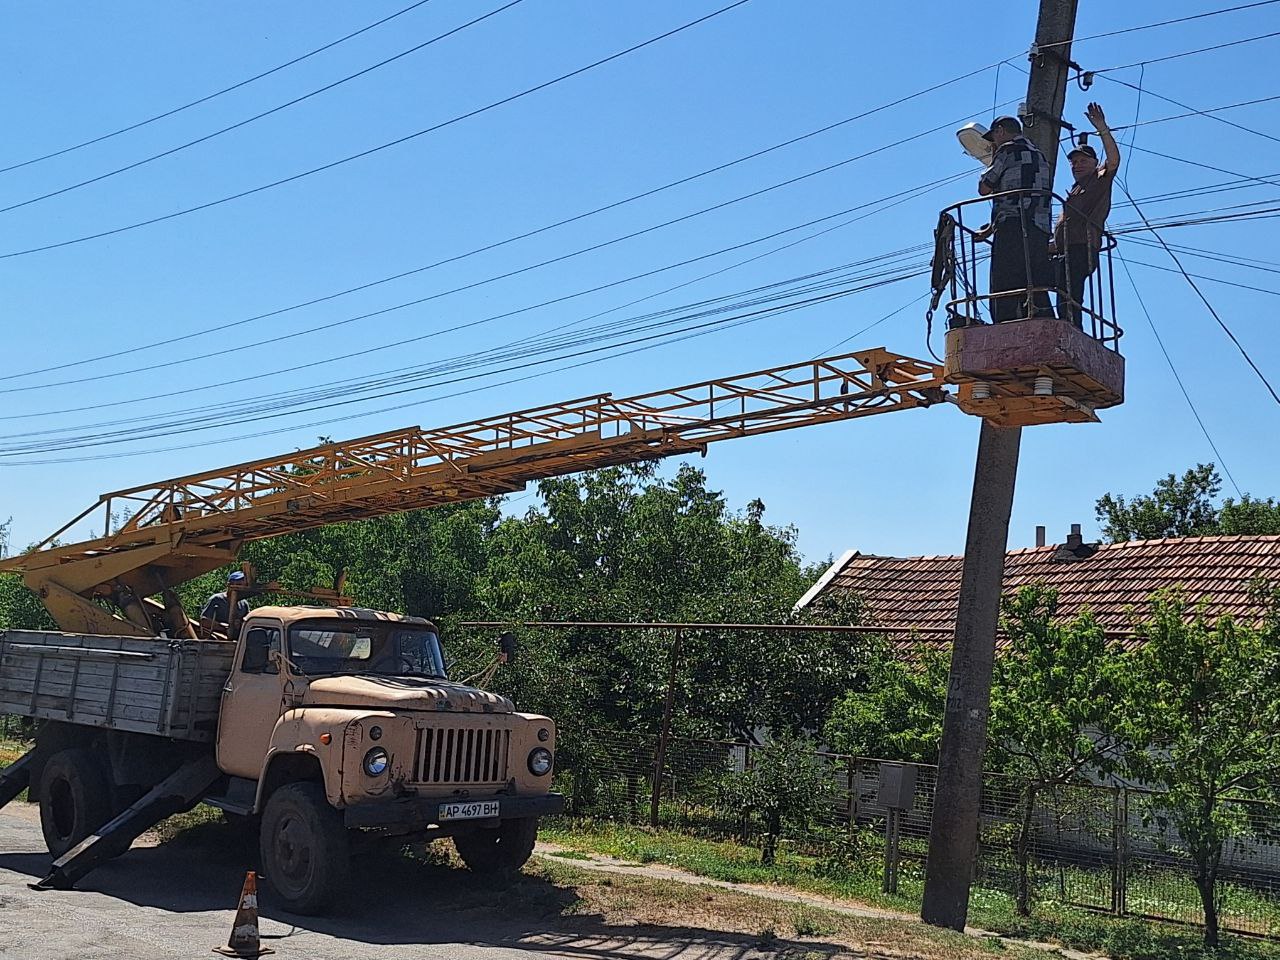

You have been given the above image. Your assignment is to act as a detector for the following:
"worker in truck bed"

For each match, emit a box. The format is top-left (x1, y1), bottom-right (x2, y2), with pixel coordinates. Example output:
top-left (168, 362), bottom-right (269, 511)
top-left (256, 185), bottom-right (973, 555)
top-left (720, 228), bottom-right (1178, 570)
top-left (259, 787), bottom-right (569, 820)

top-left (1051, 102), bottom-right (1121, 329)
top-left (199, 570), bottom-right (250, 638)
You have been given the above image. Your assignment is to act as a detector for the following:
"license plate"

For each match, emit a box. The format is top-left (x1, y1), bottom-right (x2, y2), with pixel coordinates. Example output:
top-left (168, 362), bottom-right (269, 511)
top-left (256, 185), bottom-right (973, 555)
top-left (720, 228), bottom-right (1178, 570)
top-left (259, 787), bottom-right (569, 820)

top-left (438, 800), bottom-right (499, 821)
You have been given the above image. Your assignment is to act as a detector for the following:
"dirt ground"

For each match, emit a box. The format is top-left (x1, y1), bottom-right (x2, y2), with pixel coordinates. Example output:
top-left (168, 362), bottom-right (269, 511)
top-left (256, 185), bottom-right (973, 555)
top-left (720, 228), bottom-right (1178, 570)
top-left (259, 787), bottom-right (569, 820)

top-left (0, 802), bottom-right (1060, 960)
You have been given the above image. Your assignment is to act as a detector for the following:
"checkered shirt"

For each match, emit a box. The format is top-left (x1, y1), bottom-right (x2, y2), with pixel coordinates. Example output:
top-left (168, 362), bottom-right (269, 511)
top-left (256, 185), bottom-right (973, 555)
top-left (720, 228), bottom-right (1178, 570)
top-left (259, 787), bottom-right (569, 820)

top-left (980, 136), bottom-right (1052, 234)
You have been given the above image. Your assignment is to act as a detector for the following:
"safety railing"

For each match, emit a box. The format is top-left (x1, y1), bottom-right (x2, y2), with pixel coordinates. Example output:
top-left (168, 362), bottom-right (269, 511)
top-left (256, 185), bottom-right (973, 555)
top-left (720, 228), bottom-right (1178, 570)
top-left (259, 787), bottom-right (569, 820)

top-left (930, 190), bottom-right (1123, 352)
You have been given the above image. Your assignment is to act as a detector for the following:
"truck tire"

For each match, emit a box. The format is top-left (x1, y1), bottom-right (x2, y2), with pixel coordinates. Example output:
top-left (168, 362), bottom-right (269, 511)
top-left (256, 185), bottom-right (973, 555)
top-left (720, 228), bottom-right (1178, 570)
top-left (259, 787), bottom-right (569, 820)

top-left (453, 817), bottom-right (539, 876)
top-left (38, 748), bottom-right (114, 859)
top-left (258, 782), bottom-right (350, 915)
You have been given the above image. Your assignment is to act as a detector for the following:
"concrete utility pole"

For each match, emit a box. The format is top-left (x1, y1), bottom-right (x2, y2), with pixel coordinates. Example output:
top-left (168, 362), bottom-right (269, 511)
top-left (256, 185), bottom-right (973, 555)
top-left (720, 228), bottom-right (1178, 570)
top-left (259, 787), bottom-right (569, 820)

top-left (920, 0), bottom-right (1079, 932)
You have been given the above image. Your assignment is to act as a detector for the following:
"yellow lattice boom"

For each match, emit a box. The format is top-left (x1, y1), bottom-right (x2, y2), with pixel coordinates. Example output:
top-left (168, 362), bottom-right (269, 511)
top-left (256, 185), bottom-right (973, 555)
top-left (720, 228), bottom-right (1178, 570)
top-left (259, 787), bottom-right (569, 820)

top-left (1, 349), bottom-right (947, 636)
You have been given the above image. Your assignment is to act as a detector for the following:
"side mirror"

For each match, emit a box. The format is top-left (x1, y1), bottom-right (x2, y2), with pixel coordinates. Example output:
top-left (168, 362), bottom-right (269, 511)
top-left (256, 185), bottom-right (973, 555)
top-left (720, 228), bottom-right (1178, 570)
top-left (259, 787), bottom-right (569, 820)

top-left (243, 627), bottom-right (273, 672)
top-left (498, 631), bottom-right (518, 665)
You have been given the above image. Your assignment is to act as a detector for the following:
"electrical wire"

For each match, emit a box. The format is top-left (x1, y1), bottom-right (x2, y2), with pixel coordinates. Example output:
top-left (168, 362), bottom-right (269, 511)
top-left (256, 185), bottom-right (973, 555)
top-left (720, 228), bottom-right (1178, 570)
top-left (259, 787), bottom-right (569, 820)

top-left (1117, 181), bottom-right (1280, 406)
top-left (1123, 254), bottom-right (1280, 298)
top-left (0, 281), bottom-right (904, 458)
top-left (5, 176), bottom-right (957, 435)
top-left (0, 295), bottom-right (872, 467)
top-left (1098, 73), bottom-right (1280, 146)
top-left (0, 0), bottom-right (439, 175)
top-left (1108, 94), bottom-right (1280, 135)
top-left (1093, 29), bottom-right (1280, 74)
top-left (0, 175), bottom-right (955, 422)
top-left (0, 1), bottom-right (525, 215)
top-left (1119, 144), bottom-right (1280, 191)
top-left (0, 65), bottom-right (1010, 383)
top-left (1115, 249), bottom-right (1242, 497)
top-left (0, 98), bottom-right (1007, 394)
top-left (4, 255), bottom-right (931, 436)
top-left (1045, 0), bottom-right (1280, 47)
top-left (0, 0), bottom-right (756, 262)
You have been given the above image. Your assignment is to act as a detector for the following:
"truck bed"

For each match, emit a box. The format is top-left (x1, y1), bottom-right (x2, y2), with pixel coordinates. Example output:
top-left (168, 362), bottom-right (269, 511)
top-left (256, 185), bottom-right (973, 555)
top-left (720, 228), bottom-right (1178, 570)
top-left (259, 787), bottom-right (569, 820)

top-left (0, 630), bottom-right (235, 742)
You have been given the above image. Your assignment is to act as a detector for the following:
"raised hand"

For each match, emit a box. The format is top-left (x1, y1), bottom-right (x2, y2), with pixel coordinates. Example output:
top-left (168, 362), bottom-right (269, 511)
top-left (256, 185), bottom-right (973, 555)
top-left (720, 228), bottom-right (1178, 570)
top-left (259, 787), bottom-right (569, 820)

top-left (1086, 102), bottom-right (1109, 131)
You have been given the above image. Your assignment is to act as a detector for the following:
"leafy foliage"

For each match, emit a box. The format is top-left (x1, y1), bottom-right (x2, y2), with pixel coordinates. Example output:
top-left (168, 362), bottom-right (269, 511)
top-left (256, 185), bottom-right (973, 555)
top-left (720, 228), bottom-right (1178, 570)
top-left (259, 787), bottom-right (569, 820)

top-left (822, 643), bottom-right (950, 763)
top-left (1110, 590), bottom-right (1280, 946)
top-left (716, 733), bottom-right (839, 864)
top-left (1096, 463), bottom-right (1280, 542)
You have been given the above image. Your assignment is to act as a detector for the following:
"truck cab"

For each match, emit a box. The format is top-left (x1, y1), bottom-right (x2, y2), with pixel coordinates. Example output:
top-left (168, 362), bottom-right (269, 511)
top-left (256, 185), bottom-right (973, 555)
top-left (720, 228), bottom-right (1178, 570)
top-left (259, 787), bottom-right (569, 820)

top-left (210, 605), bottom-right (562, 912)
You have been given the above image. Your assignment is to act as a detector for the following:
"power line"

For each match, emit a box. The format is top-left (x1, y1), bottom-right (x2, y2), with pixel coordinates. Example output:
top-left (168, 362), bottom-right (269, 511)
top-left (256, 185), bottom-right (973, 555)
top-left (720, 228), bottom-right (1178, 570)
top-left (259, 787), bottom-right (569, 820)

top-left (0, 294), bottom-right (874, 467)
top-left (4, 256), bottom-right (928, 435)
top-left (0, 61), bottom-right (1007, 384)
top-left (1094, 29), bottom-right (1280, 73)
top-left (0, 97), bottom-right (1005, 394)
top-left (1114, 249), bottom-right (1242, 497)
top-left (1109, 93), bottom-right (1280, 135)
top-left (0, 0), bottom-right (755, 261)
top-left (1123, 254), bottom-right (1280, 298)
top-left (0, 0), bottom-right (440, 175)
top-left (0, 282), bottom-right (898, 457)
top-left (1117, 181), bottom-right (1280, 406)
top-left (0, 1), bottom-right (525, 215)
top-left (1122, 144), bottom-right (1280, 190)
top-left (1097, 73), bottom-right (1280, 146)
top-left (5, 173), bottom-right (959, 429)
top-left (1048, 0), bottom-right (1280, 47)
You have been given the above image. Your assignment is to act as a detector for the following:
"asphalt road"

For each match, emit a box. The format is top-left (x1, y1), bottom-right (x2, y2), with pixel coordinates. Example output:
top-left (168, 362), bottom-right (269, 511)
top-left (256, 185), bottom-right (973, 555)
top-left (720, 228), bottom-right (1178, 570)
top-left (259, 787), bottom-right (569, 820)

top-left (0, 804), bottom-right (792, 960)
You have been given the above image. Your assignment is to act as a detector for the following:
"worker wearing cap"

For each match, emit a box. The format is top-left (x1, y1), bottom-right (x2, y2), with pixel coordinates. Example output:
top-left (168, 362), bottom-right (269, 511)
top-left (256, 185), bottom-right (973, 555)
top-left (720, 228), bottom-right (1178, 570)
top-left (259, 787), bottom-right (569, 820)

top-left (199, 571), bottom-right (251, 638)
top-left (977, 115), bottom-right (1056, 322)
top-left (1052, 102), bottom-right (1121, 329)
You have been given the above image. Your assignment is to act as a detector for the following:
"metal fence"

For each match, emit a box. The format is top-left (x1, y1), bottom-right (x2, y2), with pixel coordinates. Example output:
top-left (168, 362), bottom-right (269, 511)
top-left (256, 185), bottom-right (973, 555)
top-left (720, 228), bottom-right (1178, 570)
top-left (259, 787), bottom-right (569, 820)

top-left (557, 729), bottom-right (1280, 940)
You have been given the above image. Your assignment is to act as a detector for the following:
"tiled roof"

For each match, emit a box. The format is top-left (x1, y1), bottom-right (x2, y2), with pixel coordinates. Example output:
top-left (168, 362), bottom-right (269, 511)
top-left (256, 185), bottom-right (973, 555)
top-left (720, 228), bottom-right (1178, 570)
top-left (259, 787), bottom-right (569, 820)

top-left (804, 535), bottom-right (1280, 639)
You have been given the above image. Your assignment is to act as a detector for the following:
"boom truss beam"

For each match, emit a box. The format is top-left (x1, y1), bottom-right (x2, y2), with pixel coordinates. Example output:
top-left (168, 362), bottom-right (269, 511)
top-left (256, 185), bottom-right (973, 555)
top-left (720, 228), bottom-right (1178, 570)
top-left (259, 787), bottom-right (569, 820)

top-left (1, 349), bottom-right (947, 634)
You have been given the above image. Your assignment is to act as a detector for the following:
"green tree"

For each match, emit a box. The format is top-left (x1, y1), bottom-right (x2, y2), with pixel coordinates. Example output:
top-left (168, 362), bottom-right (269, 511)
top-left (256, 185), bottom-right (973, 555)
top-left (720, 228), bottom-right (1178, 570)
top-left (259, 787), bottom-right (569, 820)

top-left (1095, 463), bottom-right (1280, 542)
top-left (1112, 590), bottom-right (1280, 948)
top-left (466, 464), bottom-right (826, 742)
top-left (1094, 464), bottom-right (1221, 542)
top-left (988, 586), bottom-right (1124, 915)
top-left (822, 643), bottom-right (950, 764)
top-left (1219, 494), bottom-right (1280, 535)
top-left (0, 573), bottom-right (56, 631)
top-left (718, 733), bottom-right (838, 865)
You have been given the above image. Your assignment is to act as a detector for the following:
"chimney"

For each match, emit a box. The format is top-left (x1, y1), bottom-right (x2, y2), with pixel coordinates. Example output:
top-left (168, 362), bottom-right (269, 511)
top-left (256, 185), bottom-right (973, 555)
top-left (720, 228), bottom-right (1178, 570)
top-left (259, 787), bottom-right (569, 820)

top-left (1052, 522), bottom-right (1098, 563)
top-left (1035, 525), bottom-right (1047, 548)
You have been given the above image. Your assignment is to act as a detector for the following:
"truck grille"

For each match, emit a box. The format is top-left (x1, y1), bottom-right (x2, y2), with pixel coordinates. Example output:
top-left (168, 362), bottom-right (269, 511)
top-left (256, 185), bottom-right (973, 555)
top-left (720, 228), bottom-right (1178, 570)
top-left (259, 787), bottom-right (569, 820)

top-left (413, 726), bottom-right (510, 785)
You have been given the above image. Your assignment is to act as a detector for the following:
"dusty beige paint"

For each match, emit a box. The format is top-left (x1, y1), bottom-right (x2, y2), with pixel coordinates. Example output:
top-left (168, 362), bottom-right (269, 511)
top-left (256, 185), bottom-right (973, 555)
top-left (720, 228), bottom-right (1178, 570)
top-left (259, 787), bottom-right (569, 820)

top-left (213, 605), bottom-right (557, 812)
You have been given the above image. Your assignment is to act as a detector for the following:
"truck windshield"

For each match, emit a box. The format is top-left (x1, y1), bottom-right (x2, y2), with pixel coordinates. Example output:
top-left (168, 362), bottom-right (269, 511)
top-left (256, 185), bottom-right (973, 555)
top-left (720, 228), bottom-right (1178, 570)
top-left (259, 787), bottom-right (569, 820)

top-left (287, 621), bottom-right (446, 678)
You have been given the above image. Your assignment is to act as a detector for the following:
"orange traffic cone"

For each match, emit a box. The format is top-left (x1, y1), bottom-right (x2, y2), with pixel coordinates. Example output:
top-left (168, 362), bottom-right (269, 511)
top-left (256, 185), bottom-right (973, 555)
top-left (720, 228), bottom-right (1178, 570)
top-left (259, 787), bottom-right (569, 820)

top-left (213, 871), bottom-right (274, 958)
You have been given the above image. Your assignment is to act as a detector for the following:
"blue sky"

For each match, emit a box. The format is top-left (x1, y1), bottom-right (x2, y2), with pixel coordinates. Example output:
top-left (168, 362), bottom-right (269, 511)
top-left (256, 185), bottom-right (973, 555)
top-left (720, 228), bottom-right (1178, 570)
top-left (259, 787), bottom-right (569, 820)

top-left (1, 0), bottom-right (1277, 565)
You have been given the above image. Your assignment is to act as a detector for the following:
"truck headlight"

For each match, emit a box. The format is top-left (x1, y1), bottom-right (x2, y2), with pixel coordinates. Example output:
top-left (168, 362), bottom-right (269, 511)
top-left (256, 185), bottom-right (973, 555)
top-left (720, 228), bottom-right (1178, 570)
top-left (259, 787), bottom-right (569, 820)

top-left (364, 747), bottom-right (390, 776)
top-left (527, 747), bottom-right (553, 776)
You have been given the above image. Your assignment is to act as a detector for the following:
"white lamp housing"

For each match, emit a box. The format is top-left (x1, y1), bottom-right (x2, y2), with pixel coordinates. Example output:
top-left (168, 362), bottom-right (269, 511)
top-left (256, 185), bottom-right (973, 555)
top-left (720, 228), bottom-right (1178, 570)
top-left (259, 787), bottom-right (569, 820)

top-left (957, 123), bottom-right (994, 168)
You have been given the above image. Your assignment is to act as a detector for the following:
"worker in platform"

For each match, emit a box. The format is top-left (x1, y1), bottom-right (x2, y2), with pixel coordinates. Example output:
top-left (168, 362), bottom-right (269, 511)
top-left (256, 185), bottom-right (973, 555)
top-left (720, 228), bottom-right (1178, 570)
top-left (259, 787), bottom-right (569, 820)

top-left (978, 116), bottom-right (1055, 322)
top-left (1052, 102), bottom-right (1121, 329)
top-left (199, 570), bottom-right (251, 638)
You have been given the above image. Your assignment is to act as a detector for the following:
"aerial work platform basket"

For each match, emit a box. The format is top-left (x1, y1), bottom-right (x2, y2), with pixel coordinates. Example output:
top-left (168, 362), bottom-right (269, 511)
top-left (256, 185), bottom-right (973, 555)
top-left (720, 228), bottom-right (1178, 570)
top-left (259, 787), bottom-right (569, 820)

top-left (929, 192), bottom-right (1125, 428)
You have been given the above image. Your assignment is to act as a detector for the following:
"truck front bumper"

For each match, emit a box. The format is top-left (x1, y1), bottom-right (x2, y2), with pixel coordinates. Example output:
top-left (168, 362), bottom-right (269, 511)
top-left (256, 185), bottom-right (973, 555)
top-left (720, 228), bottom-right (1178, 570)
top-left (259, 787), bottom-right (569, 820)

top-left (344, 791), bottom-right (565, 829)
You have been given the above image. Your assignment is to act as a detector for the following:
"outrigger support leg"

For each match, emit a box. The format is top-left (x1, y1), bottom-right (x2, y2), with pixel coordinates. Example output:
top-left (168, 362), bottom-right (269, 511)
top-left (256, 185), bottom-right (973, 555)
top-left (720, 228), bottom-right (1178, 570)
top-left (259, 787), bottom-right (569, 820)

top-left (31, 754), bottom-right (220, 892)
top-left (0, 748), bottom-right (35, 809)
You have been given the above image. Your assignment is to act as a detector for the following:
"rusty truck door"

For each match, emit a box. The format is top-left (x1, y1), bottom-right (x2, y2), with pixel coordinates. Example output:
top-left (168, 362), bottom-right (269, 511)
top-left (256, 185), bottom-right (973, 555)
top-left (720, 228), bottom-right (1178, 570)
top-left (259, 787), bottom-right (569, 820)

top-left (216, 618), bottom-right (285, 779)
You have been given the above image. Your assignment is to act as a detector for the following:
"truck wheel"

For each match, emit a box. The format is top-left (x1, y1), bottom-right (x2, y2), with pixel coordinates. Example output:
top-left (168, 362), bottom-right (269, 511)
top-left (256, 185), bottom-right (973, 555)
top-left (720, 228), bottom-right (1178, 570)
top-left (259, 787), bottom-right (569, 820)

top-left (38, 748), bottom-right (114, 859)
top-left (453, 817), bottom-right (539, 876)
top-left (258, 782), bottom-right (349, 915)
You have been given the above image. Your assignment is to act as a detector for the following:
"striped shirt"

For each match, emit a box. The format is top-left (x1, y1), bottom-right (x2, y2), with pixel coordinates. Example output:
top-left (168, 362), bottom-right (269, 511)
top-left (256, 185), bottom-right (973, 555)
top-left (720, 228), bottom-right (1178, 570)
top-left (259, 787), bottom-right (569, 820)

top-left (980, 136), bottom-right (1052, 234)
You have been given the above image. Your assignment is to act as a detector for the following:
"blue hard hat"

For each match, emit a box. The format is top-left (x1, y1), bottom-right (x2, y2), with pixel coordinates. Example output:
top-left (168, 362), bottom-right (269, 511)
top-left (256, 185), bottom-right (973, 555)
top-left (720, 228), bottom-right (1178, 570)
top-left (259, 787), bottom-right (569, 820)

top-left (227, 571), bottom-right (247, 583)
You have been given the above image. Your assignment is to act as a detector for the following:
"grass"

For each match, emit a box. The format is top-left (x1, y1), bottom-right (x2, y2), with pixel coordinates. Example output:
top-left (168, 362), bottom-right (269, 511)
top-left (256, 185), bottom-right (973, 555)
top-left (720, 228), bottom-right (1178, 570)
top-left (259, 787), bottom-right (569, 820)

top-left (0, 739), bottom-right (27, 766)
top-left (542, 819), bottom-right (1280, 960)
